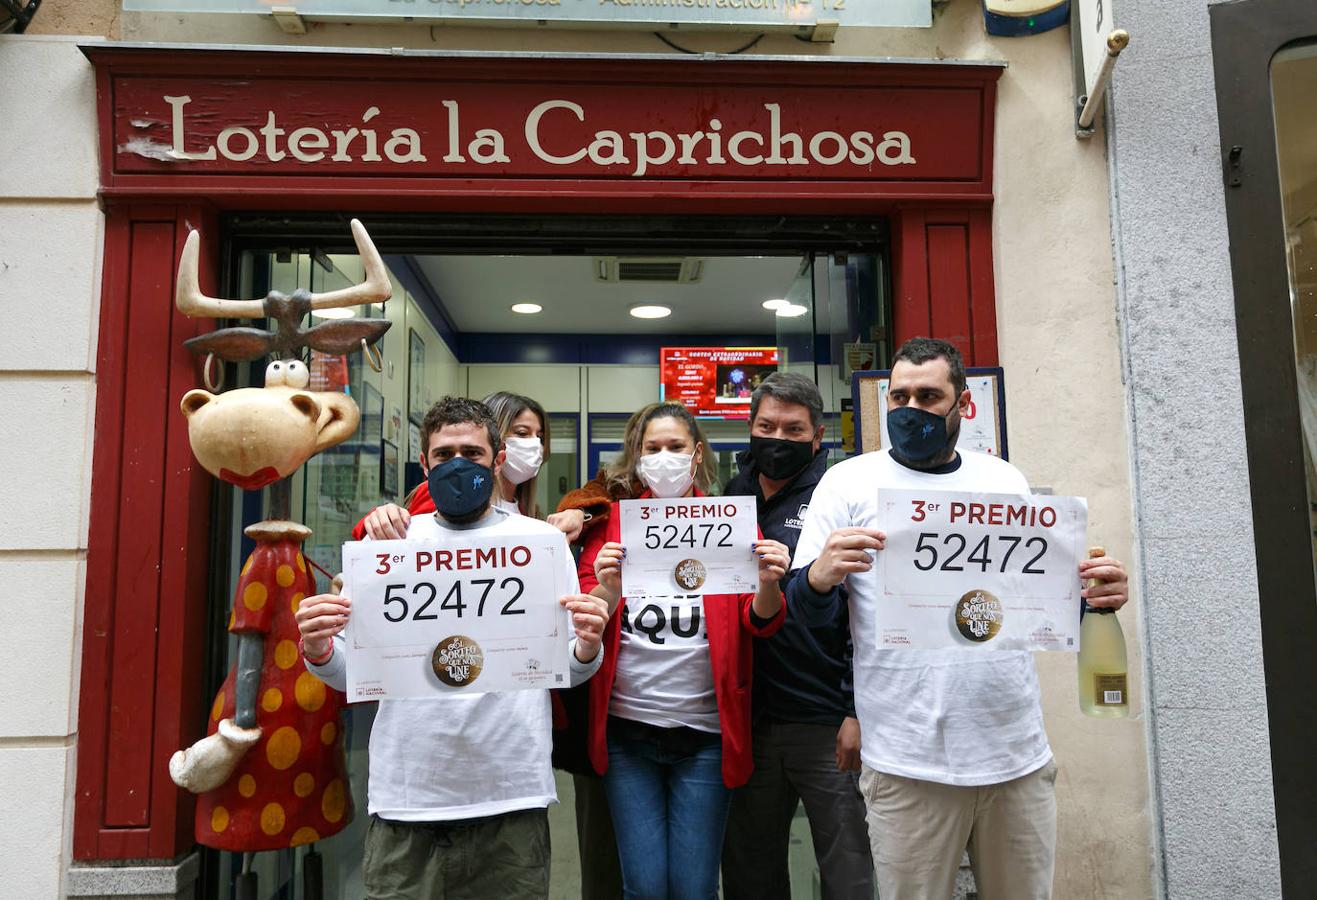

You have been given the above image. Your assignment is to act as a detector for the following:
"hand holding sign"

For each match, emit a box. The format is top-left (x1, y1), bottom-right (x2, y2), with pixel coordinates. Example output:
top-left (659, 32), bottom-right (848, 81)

top-left (806, 527), bottom-right (887, 593)
top-left (618, 497), bottom-right (759, 598)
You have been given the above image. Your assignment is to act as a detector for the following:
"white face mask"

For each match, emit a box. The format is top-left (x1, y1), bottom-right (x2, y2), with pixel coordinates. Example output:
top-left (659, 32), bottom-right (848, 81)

top-left (502, 436), bottom-right (544, 486)
top-left (637, 450), bottom-right (696, 498)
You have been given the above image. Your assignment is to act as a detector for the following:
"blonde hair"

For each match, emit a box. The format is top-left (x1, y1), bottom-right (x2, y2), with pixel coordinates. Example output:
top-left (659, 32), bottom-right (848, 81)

top-left (608, 402), bottom-right (714, 496)
top-left (482, 391), bottom-right (549, 517)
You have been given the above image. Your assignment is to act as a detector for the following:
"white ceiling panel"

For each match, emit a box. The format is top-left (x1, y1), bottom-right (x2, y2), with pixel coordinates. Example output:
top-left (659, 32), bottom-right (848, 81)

top-left (414, 254), bottom-right (806, 335)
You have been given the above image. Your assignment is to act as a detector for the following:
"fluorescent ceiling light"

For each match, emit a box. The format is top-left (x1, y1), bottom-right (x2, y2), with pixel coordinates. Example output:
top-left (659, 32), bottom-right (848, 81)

top-left (630, 304), bottom-right (672, 319)
top-left (511, 302), bottom-right (543, 314)
top-left (775, 304), bottom-right (809, 318)
top-left (762, 298), bottom-right (790, 310)
top-left (311, 307), bottom-right (356, 320)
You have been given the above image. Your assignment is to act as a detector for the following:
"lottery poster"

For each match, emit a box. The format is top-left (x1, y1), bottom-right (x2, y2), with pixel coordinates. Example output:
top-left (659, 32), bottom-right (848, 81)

top-left (875, 489), bottom-right (1088, 651)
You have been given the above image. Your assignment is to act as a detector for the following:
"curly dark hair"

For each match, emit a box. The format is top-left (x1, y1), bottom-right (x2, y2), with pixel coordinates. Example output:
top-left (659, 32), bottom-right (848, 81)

top-left (893, 337), bottom-right (967, 396)
top-left (420, 396), bottom-right (502, 459)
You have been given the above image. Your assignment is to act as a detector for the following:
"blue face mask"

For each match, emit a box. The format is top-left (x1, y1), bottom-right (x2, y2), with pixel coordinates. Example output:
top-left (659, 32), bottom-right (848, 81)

top-left (427, 457), bottom-right (495, 521)
top-left (887, 405), bottom-right (951, 463)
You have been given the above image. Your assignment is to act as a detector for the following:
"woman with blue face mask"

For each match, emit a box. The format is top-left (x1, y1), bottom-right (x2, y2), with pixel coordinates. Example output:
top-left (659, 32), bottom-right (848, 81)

top-left (576, 403), bottom-right (792, 900)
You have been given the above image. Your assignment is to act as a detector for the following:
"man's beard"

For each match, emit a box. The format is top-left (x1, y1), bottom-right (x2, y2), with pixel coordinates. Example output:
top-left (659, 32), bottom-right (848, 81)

top-left (442, 500), bottom-right (491, 525)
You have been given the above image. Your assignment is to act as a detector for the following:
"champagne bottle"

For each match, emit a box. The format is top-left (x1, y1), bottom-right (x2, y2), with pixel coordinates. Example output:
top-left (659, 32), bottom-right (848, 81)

top-left (1077, 546), bottom-right (1129, 718)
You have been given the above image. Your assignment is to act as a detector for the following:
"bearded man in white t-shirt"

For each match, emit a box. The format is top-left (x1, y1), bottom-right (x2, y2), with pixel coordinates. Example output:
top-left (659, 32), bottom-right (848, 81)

top-left (295, 397), bottom-right (610, 899)
top-left (788, 338), bottom-right (1129, 900)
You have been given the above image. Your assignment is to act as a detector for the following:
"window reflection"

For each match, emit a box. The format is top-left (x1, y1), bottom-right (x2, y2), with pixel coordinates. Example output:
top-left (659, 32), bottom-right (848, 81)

top-left (1272, 42), bottom-right (1317, 563)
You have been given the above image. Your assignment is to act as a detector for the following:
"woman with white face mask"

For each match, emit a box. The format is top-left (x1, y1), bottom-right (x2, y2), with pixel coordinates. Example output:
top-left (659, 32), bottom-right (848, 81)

top-left (576, 403), bottom-right (791, 900)
top-left (356, 392), bottom-right (553, 538)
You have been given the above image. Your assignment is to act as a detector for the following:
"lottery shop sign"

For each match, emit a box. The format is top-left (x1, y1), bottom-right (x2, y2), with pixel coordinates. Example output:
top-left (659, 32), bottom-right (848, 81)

top-left (341, 533), bottom-right (573, 700)
top-left (875, 489), bottom-right (1089, 651)
top-left (89, 48), bottom-right (999, 197)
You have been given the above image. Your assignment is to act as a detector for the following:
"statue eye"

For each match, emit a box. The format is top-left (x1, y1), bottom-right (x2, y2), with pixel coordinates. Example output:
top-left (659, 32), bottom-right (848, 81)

top-left (284, 360), bottom-right (310, 389)
top-left (264, 360), bottom-right (286, 387)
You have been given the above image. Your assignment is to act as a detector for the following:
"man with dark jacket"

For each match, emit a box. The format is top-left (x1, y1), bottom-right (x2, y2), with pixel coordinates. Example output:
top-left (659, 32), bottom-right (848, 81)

top-left (720, 373), bottom-right (873, 899)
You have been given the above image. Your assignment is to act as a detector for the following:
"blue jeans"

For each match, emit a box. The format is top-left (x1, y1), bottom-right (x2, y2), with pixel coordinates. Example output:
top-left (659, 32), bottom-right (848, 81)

top-left (602, 717), bottom-right (732, 900)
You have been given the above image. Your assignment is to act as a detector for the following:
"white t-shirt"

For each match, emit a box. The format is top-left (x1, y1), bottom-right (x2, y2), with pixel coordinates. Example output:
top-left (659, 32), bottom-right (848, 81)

top-left (308, 508), bottom-right (601, 821)
top-left (610, 594), bottom-right (719, 733)
top-left (792, 449), bottom-right (1050, 787)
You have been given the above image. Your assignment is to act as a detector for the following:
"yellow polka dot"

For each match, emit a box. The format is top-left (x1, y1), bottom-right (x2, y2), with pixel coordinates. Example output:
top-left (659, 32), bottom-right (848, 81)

top-left (211, 806), bottom-right (230, 833)
top-left (296, 553), bottom-right (306, 573)
top-left (276, 565), bottom-right (296, 588)
top-left (294, 772), bottom-right (315, 798)
top-left (210, 691), bottom-right (225, 722)
top-left (243, 582), bottom-right (268, 612)
top-left (274, 640), bottom-right (300, 670)
top-left (321, 779), bottom-right (346, 824)
top-left (227, 608), bottom-right (236, 630)
top-left (238, 774), bottom-right (256, 799)
top-left (261, 688), bottom-right (283, 713)
top-left (241, 556), bottom-right (253, 576)
top-left (260, 802), bottom-right (286, 836)
top-left (295, 671), bottom-right (326, 712)
top-left (290, 826), bottom-right (319, 847)
top-left (265, 726), bottom-right (302, 771)
top-left (291, 591), bottom-right (306, 615)
top-left (320, 722), bottom-right (337, 745)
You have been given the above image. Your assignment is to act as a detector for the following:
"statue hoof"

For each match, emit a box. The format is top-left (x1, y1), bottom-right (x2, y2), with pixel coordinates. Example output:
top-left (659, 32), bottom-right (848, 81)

top-left (168, 718), bottom-right (262, 793)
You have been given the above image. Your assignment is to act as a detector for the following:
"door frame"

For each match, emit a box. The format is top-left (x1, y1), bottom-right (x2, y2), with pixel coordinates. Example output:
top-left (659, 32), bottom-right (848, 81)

top-left (1210, 0), bottom-right (1317, 890)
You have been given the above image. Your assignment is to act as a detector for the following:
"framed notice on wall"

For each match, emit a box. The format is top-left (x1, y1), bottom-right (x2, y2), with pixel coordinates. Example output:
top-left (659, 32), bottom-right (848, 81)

top-left (852, 367), bottom-right (1009, 460)
top-left (408, 329), bottom-right (426, 424)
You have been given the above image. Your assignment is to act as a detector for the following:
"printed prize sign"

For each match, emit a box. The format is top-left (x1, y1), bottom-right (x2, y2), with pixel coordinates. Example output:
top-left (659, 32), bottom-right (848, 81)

top-left (619, 496), bottom-right (758, 597)
top-left (341, 533), bottom-right (572, 700)
top-left (875, 489), bottom-right (1088, 651)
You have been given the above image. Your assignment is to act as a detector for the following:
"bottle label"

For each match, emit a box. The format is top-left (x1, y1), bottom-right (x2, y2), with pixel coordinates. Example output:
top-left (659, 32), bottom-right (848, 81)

top-left (1094, 673), bottom-right (1128, 706)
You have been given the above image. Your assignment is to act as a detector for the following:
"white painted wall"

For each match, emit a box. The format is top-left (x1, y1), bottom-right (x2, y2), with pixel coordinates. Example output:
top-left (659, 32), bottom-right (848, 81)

top-left (0, 33), bottom-right (101, 900)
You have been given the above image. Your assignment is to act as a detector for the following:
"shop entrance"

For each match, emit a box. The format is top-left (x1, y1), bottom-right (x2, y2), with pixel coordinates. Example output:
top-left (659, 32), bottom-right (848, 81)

top-left (203, 213), bottom-right (891, 898)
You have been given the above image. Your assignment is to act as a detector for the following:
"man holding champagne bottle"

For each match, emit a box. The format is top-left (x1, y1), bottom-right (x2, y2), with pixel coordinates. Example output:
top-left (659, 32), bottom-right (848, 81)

top-left (788, 337), bottom-right (1129, 900)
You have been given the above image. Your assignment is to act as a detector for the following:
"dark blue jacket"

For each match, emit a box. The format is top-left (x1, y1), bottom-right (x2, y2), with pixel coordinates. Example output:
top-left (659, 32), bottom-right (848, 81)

top-left (725, 447), bottom-right (855, 726)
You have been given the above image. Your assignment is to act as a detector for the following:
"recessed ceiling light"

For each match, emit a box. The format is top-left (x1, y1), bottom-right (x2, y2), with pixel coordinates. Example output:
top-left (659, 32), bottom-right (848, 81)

top-left (311, 307), bottom-right (356, 320)
top-left (511, 303), bottom-right (543, 314)
top-left (762, 298), bottom-right (790, 311)
top-left (775, 303), bottom-right (809, 318)
top-left (630, 304), bottom-right (672, 319)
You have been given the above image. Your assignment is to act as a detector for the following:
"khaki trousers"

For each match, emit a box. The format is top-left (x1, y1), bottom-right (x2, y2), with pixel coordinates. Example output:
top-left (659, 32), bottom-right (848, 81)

top-left (859, 760), bottom-right (1057, 900)
top-left (362, 809), bottom-right (550, 900)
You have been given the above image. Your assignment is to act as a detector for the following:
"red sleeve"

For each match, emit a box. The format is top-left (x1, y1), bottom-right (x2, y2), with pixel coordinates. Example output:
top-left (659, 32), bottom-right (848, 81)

top-left (577, 503), bottom-right (619, 595)
top-left (738, 524), bottom-right (786, 636)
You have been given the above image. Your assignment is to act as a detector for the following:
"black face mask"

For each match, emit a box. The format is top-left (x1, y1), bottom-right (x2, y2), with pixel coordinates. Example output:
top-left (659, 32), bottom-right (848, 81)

top-left (749, 435), bottom-right (816, 480)
top-left (886, 405), bottom-right (953, 463)
top-left (427, 457), bottom-right (495, 522)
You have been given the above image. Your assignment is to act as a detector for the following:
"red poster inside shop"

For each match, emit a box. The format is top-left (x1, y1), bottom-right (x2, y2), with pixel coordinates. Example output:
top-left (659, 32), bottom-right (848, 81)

top-left (661, 347), bottom-right (778, 419)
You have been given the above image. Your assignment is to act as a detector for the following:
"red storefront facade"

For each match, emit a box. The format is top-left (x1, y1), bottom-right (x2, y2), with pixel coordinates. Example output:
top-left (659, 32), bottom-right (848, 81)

top-left (75, 43), bottom-right (1003, 863)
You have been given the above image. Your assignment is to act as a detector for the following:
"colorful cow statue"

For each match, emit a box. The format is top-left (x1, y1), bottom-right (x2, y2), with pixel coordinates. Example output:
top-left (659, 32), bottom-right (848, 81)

top-left (167, 220), bottom-right (391, 896)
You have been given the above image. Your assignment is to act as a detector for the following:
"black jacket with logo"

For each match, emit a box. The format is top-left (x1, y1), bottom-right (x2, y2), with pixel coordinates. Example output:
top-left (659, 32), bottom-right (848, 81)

top-left (725, 447), bottom-right (855, 727)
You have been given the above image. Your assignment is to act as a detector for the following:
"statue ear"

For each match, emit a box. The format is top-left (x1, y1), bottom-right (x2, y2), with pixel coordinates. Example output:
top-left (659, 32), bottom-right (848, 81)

top-left (181, 390), bottom-right (213, 418)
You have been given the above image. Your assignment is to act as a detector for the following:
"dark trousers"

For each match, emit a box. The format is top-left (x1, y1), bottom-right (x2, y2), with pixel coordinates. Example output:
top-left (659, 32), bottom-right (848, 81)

top-left (363, 809), bottom-right (550, 900)
top-left (721, 721), bottom-right (873, 900)
top-left (574, 772), bottom-right (623, 900)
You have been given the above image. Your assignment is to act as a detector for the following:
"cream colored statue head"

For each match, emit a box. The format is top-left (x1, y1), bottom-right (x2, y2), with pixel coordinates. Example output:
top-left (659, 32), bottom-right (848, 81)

top-left (180, 359), bottom-right (360, 491)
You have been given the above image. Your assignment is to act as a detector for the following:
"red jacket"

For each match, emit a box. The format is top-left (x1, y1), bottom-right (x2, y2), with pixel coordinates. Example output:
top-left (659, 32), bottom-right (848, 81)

top-left (577, 489), bottom-right (785, 788)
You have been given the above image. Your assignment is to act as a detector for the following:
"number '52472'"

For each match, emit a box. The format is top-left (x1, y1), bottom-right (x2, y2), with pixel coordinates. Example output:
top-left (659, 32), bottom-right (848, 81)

top-left (381, 578), bottom-right (526, 623)
top-left (912, 532), bottom-right (1048, 574)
